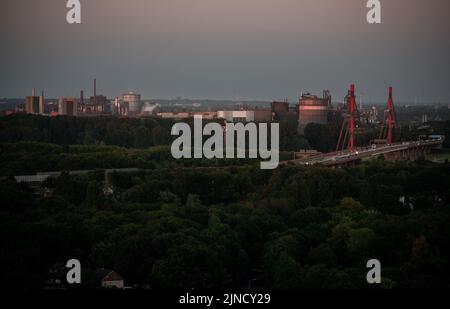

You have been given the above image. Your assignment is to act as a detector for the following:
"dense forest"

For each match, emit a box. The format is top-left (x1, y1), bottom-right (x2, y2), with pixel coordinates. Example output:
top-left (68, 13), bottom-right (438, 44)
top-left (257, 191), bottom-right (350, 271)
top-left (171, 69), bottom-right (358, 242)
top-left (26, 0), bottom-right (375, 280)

top-left (0, 114), bottom-right (174, 148)
top-left (1, 160), bottom-right (449, 288)
top-left (1, 115), bottom-right (449, 154)
top-left (0, 114), bottom-right (310, 151)
top-left (0, 142), bottom-right (299, 176)
top-left (1, 114), bottom-right (450, 289)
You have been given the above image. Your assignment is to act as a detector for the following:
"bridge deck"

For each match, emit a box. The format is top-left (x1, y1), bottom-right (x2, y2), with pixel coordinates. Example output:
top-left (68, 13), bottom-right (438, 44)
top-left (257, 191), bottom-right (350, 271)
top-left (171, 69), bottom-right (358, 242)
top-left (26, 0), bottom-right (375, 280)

top-left (282, 139), bottom-right (444, 167)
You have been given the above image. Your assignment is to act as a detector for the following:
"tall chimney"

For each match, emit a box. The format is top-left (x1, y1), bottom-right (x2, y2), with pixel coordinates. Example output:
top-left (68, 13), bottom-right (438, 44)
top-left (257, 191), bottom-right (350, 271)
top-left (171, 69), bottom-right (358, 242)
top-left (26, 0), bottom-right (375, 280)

top-left (32, 88), bottom-right (36, 96)
top-left (40, 90), bottom-right (45, 114)
top-left (94, 78), bottom-right (97, 111)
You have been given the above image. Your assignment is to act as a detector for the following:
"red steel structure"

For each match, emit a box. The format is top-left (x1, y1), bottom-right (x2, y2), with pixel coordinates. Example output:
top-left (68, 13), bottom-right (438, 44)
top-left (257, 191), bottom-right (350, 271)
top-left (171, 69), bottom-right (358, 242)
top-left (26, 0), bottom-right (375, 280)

top-left (379, 87), bottom-right (398, 144)
top-left (336, 84), bottom-right (359, 152)
top-left (349, 84), bottom-right (356, 151)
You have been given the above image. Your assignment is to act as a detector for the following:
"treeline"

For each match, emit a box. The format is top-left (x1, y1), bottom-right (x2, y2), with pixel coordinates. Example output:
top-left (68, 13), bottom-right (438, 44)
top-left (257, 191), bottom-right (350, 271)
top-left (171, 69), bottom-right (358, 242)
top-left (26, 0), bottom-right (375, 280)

top-left (0, 114), bottom-right (313, 152)
top-left (0, 142), bottom-right (171, 175)
top-left (2, 115), bottom-right (450, 153)
top-left (0, 114), bottom-right (173, 148)
top-left (0, 142), bottom-right (295, 176)
top-left (1, 161), bottom-right (449, 288)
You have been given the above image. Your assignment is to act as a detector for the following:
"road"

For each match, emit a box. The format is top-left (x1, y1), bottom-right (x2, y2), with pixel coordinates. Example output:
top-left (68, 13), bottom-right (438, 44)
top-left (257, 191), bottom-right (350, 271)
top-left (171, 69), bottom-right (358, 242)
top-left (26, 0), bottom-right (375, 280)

top-left (283, 138), bottom-right (444, 167)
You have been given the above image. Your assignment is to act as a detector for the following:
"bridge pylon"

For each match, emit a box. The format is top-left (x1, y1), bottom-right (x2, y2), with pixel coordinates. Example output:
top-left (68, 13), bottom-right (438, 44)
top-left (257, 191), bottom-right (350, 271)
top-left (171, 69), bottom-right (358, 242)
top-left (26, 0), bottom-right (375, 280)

top-left (379, 87), bottom-right (399, 145)
top-left (336, 84), bottom-right (364, 152)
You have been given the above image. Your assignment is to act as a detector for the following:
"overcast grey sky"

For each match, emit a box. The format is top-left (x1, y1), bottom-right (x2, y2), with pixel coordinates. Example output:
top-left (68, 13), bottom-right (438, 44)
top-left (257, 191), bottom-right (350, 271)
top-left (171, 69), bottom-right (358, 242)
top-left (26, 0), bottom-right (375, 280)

top-left (1, 0), bottom-right (449, 103)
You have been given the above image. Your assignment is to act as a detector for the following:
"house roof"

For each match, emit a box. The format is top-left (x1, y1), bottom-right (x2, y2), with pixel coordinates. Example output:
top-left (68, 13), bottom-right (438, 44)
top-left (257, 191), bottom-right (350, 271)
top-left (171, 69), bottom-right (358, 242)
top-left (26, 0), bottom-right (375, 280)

top-left (98, 270), bottom-right (124, 282)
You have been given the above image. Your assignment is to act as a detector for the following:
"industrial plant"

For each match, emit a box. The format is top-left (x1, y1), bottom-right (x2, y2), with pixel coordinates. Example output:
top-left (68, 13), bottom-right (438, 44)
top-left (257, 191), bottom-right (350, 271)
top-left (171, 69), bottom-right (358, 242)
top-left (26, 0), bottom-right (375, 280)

top-left (7, 80), bottom-right (447, 159)
top-left (14, 80), bottom-right (341, 131)
top-left (298, 90), bottom-right (332, 130)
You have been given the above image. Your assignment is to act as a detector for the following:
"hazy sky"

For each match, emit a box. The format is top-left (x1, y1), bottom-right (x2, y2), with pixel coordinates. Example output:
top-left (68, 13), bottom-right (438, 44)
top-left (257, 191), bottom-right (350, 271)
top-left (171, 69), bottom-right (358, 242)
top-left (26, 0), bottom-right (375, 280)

top-left (1, 0), bottom-right (449, 103)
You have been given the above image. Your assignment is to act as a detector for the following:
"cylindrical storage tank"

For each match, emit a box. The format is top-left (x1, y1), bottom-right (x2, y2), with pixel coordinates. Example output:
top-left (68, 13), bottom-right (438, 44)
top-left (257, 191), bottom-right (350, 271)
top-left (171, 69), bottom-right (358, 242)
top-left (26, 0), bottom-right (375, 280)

top-left (122, 92), bottom-right (142, 113)
top-left (299, 94), bottom-right (330, 128)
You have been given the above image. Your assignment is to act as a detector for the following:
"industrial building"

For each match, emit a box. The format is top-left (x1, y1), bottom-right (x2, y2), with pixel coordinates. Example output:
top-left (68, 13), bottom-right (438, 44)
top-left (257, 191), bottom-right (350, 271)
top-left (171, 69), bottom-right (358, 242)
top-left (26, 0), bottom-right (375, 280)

top-left (122, 92), bottom-right (141, 113)
top-left (217, 110), bottom-right (255, 122)
top-left (271, 101), bottom-right (289, 121)
top-left (157, 112), bottom-right (190, 120)
top-left (140, 103), bottom-right (161, 116)
top-left (217, 109), bottom-right (272, 123)
top-left (192, 112), bottom-right (217, 120)
top-left (89, 95), bottom-right (108, 113)
top-left (80, 79), bottom-right (109, 114)
top-left (298, 90), bottom-right (331, 129)
top-left (271, 101), bottom-right (298, 123)
top-left (112, 97), bottom-right (129, 116)
top-left (253, 109), bottom-right (273, 122)
top-left (58, 97), bottom-right (78, 116)
top-left (25, 88), bottom-right (44, 114)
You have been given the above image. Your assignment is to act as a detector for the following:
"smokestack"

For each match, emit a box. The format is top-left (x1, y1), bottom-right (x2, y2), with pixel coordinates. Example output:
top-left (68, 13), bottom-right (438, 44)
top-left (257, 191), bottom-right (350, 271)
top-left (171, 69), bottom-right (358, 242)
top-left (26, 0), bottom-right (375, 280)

top-left (80, 90), bottom-right (84, 106)
top-left (94, 78), bottom-right (97, 111)
top-left (32, 88), bottom-right (36, 96)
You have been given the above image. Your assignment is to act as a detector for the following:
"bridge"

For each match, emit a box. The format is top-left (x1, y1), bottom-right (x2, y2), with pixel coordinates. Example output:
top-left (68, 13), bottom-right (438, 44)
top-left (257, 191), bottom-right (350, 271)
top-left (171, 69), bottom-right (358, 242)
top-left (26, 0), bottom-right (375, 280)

top-left (284, 138), bottom-right (444, 167)
top-left (283, 84), bottom-right (445, 167)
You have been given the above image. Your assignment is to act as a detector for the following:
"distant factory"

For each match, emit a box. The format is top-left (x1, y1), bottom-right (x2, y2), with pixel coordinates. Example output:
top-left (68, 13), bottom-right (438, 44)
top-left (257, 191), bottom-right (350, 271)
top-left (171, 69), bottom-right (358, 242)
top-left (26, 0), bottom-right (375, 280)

top-left (217, 110), bottom-right (272, 123)
top-left (113, 92), bottom-right (143, 116)
top-left (25, 88), bottom-right (45, 115)
top-left (269, 90), bottom-right (333, 130)
top-left (58, 97), bottom-right (78, 116)
top-left (19, 79), bottom-right (150, 117)
top-left (271, 100), bottom-right (298, 122)
top-left (17, 82), bottom-right (338, 130)
top-left (122, 92), bottom-right (141, 113)
top-left (298, 90), bottom-right (332, 129)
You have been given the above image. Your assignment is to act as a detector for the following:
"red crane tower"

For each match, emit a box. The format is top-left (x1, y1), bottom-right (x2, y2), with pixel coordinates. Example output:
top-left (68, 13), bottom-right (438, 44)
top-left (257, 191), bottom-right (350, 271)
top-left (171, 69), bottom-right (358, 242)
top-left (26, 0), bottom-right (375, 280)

top-left (379, 87), bottom-right (398, 145)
